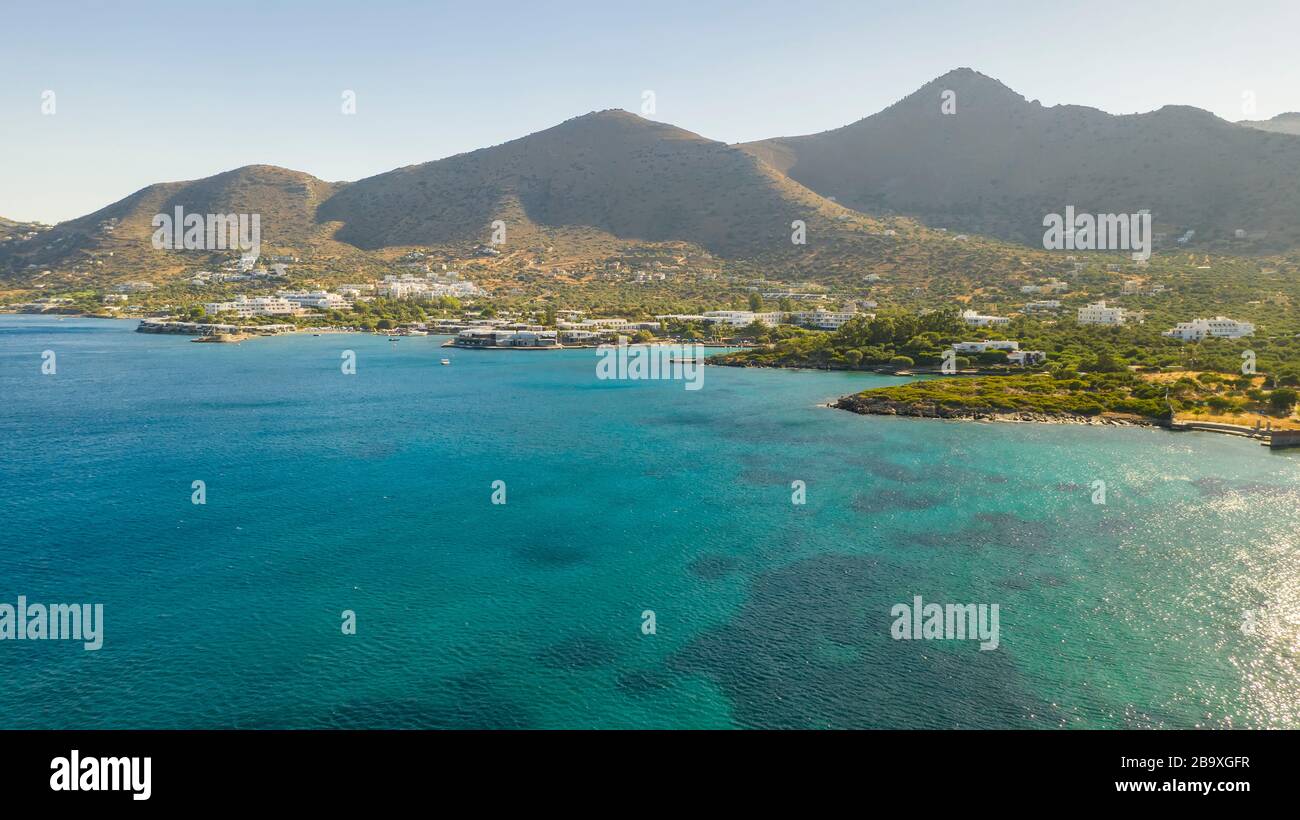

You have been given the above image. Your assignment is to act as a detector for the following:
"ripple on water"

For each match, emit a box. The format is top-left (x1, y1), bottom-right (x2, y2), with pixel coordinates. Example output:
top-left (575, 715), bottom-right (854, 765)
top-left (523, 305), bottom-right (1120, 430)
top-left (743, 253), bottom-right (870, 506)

top-left (670, 553), bottom-right (1064, 728)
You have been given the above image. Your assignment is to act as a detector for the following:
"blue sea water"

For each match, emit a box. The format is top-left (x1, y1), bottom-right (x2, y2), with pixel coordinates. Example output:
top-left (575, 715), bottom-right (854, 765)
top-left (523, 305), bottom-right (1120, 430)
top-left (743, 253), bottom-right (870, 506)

top-left (1, 315), bottom-right (1298, 729)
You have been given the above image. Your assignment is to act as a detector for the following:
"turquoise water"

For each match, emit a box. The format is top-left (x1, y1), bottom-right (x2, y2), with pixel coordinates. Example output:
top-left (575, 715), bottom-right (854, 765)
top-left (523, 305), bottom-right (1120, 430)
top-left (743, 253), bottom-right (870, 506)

top-left (1, 315), bottom-right (1298, 729)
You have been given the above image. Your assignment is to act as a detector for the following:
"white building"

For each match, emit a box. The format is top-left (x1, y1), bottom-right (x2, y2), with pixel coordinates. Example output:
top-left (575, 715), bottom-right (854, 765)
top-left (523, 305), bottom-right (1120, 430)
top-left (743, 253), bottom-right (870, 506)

top-left (655, 311), bottom-right (783, 328)
top-left (558, 329), bottom-right (601, 344)
top-left (961, 309), bottom-right (1011, 327)
top-left (377, 275), bottom-right (486, 300)
top-left (952, 340), bottom-right (1020, 354)
top-left (203, 295), bottom-right (303, 318)
top-left (278, 291), bottom-right (352, 310)
top-left (788, 309), bottom-right (860, 330)
top-left (376, 277), bottom-right (428, 299)
top-left (1007, 350), bottom-right (1047, 365)
top-left (455, 328), bottom-right (558, 348)
top-left (558, 317), bottom-right (631, 331)
top-left (1162, 317), bottom-right (1255, 341)
top-left (701, 310), bottom-right (784, 327)
top-left (1077, 301), bottom-right (1128, 326)
top-left (1024, 300), bottom-right (1061, 312)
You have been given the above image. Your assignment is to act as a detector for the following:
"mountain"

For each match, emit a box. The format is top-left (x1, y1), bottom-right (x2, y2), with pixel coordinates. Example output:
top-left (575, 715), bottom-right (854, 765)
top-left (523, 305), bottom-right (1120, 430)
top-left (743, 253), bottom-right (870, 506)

top-left (0, 108), bottom-right (1064, 290)
top-left (742, 68), bottom-right (1300, 250)
top-left (0, 166), bottom-right (365, 285)
top-left (1239, 112), bottom-right (1300, 136)
top-left (317, 109), bottom-right (856, 258)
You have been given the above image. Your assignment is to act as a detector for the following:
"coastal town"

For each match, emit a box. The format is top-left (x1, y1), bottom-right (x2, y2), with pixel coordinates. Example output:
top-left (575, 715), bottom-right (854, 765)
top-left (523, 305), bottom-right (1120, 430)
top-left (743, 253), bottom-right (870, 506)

top-left (5, 249), bottom-right (1260, 351)
top-left (4, 231), bottom-right (1297, 449)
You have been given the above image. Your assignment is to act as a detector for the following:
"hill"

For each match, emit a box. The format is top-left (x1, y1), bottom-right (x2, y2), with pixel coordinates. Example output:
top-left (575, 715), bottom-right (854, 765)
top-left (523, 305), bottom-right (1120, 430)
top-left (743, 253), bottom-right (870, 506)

top-left (0, 166), bottom-right (369, 288)
top-left (317, 109), bottom-right (857, 258)
top-left (1238, 112), bottom-right (1300, 136)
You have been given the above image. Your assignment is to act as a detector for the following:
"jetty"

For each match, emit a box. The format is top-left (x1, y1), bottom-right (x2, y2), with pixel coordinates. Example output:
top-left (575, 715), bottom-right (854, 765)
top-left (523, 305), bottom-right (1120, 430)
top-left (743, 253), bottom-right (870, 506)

top-left (1169, 418), bottom-right (1300, 449)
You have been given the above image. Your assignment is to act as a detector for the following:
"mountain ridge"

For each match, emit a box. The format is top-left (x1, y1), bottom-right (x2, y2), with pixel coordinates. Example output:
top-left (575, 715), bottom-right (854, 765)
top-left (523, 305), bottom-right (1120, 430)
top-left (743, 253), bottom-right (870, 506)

top-left (741, 68), bottom-right (1300, 249)
top-left (6, 68), bottom-right (1300, 290)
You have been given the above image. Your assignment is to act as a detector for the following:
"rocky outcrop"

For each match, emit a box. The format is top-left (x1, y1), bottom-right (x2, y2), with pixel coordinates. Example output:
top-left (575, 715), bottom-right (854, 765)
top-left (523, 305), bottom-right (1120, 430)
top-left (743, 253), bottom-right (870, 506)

top-left (832, 394), bottom-right (1159, 426)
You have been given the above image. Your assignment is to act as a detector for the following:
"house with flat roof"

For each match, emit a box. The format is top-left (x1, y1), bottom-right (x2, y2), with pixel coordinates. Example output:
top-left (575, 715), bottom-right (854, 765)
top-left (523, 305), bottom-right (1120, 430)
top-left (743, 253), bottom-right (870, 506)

top-left (961, 309), bottom-right (1010, 327)
top-left (1077, 301), bottom-right (1128, 326)
top-left (1163, 317), bottom-right (1255, 341)
top-left (952, 340), bottom-right (1020, 353)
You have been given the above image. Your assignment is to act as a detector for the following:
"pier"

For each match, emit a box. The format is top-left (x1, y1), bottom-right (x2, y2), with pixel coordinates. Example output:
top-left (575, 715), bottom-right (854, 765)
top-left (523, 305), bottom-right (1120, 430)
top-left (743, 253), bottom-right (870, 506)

top-left (1169, 419), bottom-right (1300, 449)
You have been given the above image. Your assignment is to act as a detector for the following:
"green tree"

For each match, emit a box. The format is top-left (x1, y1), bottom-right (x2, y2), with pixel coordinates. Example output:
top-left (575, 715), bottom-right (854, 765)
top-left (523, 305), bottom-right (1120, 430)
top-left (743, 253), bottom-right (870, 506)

top-left (1268, 388), bottom-right (1298, 414)
top-left (1082, 350), bottom-right (1125, 373)
top-left (736, 320), bottom-right (770, 341)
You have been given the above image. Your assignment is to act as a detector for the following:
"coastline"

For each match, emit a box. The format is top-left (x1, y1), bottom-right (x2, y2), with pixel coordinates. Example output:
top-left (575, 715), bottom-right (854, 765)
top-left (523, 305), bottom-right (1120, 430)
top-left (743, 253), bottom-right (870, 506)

top-left (830, 392), bottom-right (1300, 448)
top-left (8, 315), bottom-right (1295, 448)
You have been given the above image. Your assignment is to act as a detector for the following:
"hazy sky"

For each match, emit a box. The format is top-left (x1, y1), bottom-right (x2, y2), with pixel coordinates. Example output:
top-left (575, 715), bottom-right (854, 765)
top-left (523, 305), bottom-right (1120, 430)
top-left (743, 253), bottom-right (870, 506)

top-left (2, 0), bottom-right (1297, 223)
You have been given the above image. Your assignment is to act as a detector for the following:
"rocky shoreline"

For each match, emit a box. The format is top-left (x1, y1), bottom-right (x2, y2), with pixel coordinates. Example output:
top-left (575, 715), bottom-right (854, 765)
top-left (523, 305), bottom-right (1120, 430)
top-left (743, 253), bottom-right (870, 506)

top-left (711, 357), bottom-right (903, 375)
top-left (831, 394), bottom-right (1161, 427)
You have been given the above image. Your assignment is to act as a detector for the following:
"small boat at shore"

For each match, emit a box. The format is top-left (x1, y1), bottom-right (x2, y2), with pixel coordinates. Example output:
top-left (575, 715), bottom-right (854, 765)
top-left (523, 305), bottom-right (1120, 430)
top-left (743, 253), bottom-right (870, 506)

top-left (388, 336), bottom-right (400, 342)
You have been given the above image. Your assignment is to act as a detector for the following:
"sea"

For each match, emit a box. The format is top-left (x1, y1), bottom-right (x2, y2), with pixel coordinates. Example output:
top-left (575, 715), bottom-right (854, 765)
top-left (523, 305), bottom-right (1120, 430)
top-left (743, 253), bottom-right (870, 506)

top-left (1, 315), bottom-right (1297, 729)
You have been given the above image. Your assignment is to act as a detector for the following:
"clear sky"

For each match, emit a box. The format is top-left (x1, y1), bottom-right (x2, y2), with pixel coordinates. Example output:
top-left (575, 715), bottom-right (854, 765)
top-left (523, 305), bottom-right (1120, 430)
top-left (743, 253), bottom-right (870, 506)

top-left (2, 0), bottom-right (1297, 223)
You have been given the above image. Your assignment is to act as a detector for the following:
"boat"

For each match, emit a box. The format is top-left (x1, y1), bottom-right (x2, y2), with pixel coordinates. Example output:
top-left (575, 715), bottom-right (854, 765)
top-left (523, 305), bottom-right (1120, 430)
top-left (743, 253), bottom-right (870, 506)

top-left (388, 336), bottom-right (400, 342)
top-left (440, 358), bottom-right (451, 366)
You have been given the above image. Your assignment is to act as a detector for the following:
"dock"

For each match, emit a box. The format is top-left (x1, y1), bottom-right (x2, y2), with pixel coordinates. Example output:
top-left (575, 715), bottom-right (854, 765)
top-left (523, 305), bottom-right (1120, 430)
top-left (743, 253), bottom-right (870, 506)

top-left (1169, 419), bottom-right (1300, 449)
